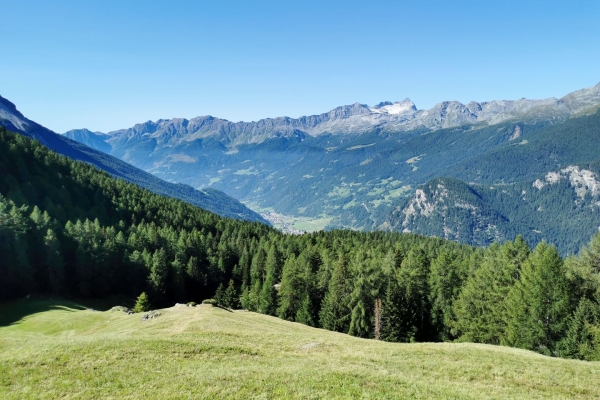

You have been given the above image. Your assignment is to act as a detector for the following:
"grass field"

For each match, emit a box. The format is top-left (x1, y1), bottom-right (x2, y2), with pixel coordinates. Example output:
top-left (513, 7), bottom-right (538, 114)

top-left (1, 299), bottom-right (600, 399)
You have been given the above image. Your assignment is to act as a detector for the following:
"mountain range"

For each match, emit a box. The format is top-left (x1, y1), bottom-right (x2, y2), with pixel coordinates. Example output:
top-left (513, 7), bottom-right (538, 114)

top-left (3, 81), bottom-right (598, 254)
top-left (0, 95), bottom-right (266, 223)
top-left (68, 82), bottom-right (600, 146)
top-left (60, 82), bottom-right (600, 253)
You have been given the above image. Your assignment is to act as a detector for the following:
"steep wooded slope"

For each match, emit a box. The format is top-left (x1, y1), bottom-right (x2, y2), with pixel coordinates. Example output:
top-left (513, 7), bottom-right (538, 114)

top-left (0, 95), bottom-right (266, 223)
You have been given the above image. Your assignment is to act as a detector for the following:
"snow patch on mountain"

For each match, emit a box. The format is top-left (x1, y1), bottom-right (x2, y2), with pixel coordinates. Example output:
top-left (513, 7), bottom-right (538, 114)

top-left (370, 99), bottom-right (417, 115)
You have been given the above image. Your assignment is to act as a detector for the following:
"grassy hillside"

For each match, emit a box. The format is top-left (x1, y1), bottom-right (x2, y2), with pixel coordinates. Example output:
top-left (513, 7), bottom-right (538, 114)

top-left (1, 299), bottom-right (599, 399)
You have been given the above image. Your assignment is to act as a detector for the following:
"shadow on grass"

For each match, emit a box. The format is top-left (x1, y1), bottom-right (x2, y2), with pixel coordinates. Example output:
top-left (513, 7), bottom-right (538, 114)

top-left (0, 295), bottom-right (133, 327)
top-left (0, 298), bottom-right (86, 327)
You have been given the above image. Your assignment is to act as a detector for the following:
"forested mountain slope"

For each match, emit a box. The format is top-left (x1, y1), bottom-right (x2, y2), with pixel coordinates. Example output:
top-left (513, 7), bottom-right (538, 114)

top-left (65, 85), bottom-right (600, 253)
top-left (5, 127), bottom-right (600, 361)
top-left (388, 170), bottom-right (600, 255)
top-left (0, 95), bottom-right (266, 223)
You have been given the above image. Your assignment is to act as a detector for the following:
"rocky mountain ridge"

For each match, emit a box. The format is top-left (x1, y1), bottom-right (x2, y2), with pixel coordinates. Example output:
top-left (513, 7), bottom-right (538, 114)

top-left (66, 82), bottom-right (600, 147)
top-left (60, 81), bottom-right (600, 253)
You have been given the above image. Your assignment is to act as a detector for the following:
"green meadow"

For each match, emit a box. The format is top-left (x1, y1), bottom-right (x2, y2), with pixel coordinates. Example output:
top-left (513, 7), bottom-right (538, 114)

top-left (1, 299), bottom-right (599, 399)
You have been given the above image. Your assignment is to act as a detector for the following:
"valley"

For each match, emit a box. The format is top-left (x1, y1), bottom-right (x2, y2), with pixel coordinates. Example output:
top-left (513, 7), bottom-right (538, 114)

top-left (4, 3), bottom-right (600, 399)
top-left (63, 83), bottom-right (600, 253)
top-left (251, 206), bottom-right (332, 234)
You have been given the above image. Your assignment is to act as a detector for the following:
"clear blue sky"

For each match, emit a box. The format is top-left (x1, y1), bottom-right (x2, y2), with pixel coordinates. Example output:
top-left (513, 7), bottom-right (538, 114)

top-left (1, 0), bottom-right (599, 133)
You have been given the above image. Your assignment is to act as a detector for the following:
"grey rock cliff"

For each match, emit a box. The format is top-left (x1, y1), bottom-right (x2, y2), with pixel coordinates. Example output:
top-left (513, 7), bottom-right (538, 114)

top-left (69, 82), bottom-right (600, 148)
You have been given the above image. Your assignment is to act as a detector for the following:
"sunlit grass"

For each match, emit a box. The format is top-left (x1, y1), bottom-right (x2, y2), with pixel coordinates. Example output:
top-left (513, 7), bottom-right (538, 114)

top-left (1, 299), bottom-right (599, 399)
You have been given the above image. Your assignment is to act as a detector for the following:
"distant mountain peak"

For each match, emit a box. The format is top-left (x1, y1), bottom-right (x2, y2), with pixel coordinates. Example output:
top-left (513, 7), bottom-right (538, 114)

top-left (66, 81), bottom-right (600, 147)
top-left (370, 98), bottom-right (417, 115)
top-left (0, 94), bottom-right (267, 224)
top-left (0, 95), bottom-right (30, 132)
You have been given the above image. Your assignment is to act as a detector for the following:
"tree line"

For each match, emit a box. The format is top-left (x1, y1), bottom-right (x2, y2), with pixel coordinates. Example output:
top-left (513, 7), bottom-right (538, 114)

top-left (2, 127), bottom-right (600, 361)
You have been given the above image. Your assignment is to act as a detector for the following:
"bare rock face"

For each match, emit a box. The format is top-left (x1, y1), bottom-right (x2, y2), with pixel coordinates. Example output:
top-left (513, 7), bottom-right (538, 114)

top-left (69, 82), bottom-right (600, 150)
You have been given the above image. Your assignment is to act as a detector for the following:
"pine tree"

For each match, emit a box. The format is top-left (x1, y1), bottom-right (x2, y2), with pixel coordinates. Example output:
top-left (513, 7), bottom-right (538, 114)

top-left (504, 241), bottom-right (572, 354)
top-left (259, 269), bottom-right (278, 316)
top-left (258, 244), bottom-right (280, 316)
top-left (277, 255), bottom-right (304, 321)
top-left (214, 283), bottom-right (226, 307)
top-left (148, 248), bottom-right (169, 305)
top-left (558, 297), bottom-right (600, 360)
top-left (429, 250), bottom-right (461, 341)
top-left (171, 256), bottom-right (187, 303)
top-left (348, 252), bottom-right (375, 338)
top-left (133, 292), bottom-right (151, 313)
top-left (380, 275), bottom-right (410, 342)
top-left (319, 253), bottom-right (352, 333)
top-left (44, 228), bottom-right (64, 294)
top-left (452, 239), bottom-right (526, 344)
top-left (224, 279), bottom-right (239, 309)
top-left (295, 293), bottom-right (315, 326)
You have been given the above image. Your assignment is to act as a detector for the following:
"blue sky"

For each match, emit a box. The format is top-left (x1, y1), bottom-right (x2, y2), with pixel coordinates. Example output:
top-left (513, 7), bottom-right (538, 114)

top-left (1, 0), bottom-right (599, 132)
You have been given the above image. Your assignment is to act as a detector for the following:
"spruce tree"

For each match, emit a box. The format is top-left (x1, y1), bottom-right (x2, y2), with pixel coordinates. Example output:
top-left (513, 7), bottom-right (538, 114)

top-left (133, 292), bottom-right (151, 313)
top-left (148, 248), bottom-right (169, 305)
top-left (380, 275), bottom-right (406, 342)
top-left (259, 269), bottom-right (278, 316)
top-left (558, 297), bottom-right (600, 360)
top-left (277, 255), bottom-right (304, 321)
top-left (44, 228), bottom-right (64, 294)
top-left (224, 279), bottom-right (239, 309)
top-left (452, 239), bottom-right (526, 344)
top-left (295, 293), bottom-right (315, 326)
top-left (214, 283), bottom-right (226, 306)
top-left (504, 241), bottom-right (572, 353)
top-left (319, 253), bottom-right (352, 333)
top-left (429, 250), bottom-right (461, 341)
top-left (348, 253), bottom-right (375, 338)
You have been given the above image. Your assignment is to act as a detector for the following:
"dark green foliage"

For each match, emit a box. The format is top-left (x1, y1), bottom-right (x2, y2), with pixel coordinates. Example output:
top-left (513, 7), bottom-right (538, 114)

top-left (558, 297), bottom-right (600, 360)
top-left (6, 127), bottom-right (600, 360)
top-left (348, 263), bottom-right (375, 338)
top-left (44, 228), bottom-right (65, 294)
top-left (428, 250), bottom-right (467, 341)
top-left (224, 279), bottom-right (239, 309)
top-left (277, 255), bottom-right (304, 321)
top-left (319, 254), bottom-right (352, 333)
top-left (379, 249), bottom-right (431, 342)
top-left (214, 283), bottom-right (226, 307)
top-left (451, 239), bottom-right (527, 344)
top-left (504, 242), bottom-right (572, 354)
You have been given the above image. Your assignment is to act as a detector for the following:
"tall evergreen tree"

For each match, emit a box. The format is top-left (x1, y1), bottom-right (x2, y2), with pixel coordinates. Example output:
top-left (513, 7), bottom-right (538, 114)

top-left (224, 279), bottom-right (239, 309)
top-left (44, 228), bottom-right (65, 294)
top-left (348, 253), bottom-right (376, 338)
top-left (504, 242), bottom-right (572, 354)
top-left (558, 297), bottom-right (600, 360)
top-left (277, 255), bottom-right (304, 321)
top-left (452, 238), bottom-right (528, 344)
top-left (429, 250), bottom-right (463, 341)
top-left (319, 253), bottom-right (352, 333)
top-left (149, 247), bottom-right (169, 305)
